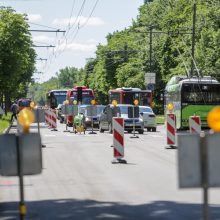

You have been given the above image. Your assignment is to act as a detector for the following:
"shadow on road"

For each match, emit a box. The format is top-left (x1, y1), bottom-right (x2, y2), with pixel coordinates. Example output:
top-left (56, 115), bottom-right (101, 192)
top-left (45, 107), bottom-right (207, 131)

top-left (1, 199), bottom-right (220, 220)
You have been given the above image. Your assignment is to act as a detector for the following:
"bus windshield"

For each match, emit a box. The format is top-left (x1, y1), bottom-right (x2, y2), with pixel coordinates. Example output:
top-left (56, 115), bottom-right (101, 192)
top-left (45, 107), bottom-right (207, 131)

top-left (109, 89), bottom-right (152, 107)
top-left (47, 90), bottom-right (67, 109)
top-left (70, 96), bottom-right (93, 105)
top-left (182, 84), bottom-right (220, 104)
top-left (54, 94), bottom-right (67, 105)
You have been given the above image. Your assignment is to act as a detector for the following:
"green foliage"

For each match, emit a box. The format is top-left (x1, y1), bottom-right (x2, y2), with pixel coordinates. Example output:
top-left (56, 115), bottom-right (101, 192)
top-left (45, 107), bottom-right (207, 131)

top-left (32, 0), bottom-right (220, 113)
top-left (56, 67), bottom-right (80, 88)
top-left (0, 113), bottom-right (11, 134)
top-left (0, 7), bottom-right (36, 100)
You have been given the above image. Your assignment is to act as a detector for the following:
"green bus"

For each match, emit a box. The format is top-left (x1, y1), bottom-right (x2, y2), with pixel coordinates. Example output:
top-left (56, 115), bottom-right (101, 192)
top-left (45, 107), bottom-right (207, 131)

top-left (164, 75), bottom-right (220, 130)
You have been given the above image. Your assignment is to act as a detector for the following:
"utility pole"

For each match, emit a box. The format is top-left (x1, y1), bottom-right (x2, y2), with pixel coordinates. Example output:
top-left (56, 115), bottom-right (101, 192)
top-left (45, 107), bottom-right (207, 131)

top-left (191, 0), bottom-right (197, 78)
top-left (123, 43), bottom-right (128, 62)
top-left (149, 26), bottom-right (153, 72)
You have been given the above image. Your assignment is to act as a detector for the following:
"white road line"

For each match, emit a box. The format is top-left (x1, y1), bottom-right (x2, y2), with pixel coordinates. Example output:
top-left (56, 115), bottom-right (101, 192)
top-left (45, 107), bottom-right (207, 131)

top-left (44, 134), bottom-right (56, 137)
top-left (147, 134), bottom-right (164, 138)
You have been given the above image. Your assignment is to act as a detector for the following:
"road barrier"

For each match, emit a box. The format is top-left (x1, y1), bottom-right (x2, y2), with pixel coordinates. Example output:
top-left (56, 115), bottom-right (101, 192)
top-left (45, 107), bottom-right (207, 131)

top-left (189, 115), bottom-right (201, 134)
top-left (50, 109), bottom-right (57, 131)
top-left (45, 109), bottom-right (50, 127)
top-left (112, 117), bottom-right (127, 164)
top-left (166, 113), bottom-right (176, 147)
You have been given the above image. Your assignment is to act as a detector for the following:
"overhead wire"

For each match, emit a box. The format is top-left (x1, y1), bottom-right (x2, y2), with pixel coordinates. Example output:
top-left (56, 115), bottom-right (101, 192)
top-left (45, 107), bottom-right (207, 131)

top-left (38, 0), bottom-right (89, 80)
top-left (28, 22), bottom-right (58, 30)
top-left (169, 35), bottom-right (190, 77)
top-left (180, 35), bottom-right (202, 78)
top-left (37, 0), bottom-right (101, 82)
top-left (178, 35), bottom-right (206, 104)
top-left (39, 0), bottom-right (81, 77)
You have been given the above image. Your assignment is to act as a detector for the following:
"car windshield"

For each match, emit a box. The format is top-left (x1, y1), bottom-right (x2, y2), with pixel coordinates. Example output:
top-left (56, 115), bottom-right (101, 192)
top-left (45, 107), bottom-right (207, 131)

top-left (139, 107), bottom-right (153, 113)
top-left (97, 106), bottom-right (105, 115)
top-left (119, 106), bottom-right (130, 114)
top-left (79, 107), bottom-right (86, 114)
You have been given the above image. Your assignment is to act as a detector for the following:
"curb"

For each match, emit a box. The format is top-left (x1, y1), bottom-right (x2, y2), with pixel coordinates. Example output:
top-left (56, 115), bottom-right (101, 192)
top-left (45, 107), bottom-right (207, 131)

top-left (4, 123), bottom-right (12, 134)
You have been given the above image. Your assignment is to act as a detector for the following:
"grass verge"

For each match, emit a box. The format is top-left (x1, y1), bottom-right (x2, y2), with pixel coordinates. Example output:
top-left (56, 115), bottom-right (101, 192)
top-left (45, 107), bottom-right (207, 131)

top-left (0, 113), bottom-right (12, 134)
top-left (156, 115), bottom-right (165, 124)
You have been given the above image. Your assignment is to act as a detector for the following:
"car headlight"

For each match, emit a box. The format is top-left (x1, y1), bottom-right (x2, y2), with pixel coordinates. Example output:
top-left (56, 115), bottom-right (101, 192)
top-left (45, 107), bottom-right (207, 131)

top-left (85, 117), bottom-right (91, 122)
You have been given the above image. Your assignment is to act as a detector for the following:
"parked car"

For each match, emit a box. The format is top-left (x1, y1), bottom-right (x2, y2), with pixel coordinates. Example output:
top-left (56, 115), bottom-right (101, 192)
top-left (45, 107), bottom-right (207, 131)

top-left (56, 102), bottom-right (66, 123)
top-left (79, 105), bottom-right (99, 128)
top-left (96, 105), bottom-right (105, 126)
top-left (99, 104), bottom-right (144, 134)
top-left (139, 106), bottom-right (157, 132)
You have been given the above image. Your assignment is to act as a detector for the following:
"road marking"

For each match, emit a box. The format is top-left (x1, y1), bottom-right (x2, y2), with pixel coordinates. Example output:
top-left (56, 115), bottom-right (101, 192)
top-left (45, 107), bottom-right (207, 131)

top-left (44, 134), bottom-right (56, 137)
top-left (147, 134), bottom-right (164, 138)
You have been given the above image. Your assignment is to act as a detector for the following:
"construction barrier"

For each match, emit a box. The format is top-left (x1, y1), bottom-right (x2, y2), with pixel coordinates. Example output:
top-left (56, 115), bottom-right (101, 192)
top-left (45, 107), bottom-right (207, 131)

top-left (50, 109), bottom-right (57, 131)
top-left (45, 109), bottom-right (50, 127)
top-left (189, 115), bottom-right (201, 134)
top-left (112, 117), bottom-right (126, 163)
top-left (166, 113), bottom-right (176, 146)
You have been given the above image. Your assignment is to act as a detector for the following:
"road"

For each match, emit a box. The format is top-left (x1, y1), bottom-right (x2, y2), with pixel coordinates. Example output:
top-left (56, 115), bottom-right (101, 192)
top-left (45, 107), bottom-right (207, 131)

top-left (0, 122), bottom-right (220, 220)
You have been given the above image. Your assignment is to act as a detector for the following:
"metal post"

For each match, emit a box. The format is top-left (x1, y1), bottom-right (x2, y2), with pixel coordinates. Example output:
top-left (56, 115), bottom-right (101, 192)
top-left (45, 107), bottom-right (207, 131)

top-left (16, 136), bottom-right (26, 220)
top-left (37, 108), bottom-right (46, 148)
top-left (89, 116), bottom-right (96, 134)
top-left (37, 108), bottom-right (40, 134)
top-left (133, 106), bottom-right (135, 136)
top-left (149, 27), bottom-right (153, 72)
top-left (63, 104), bottom-right (69, 132)
top-left (130, 106), bottom-right (138, 138)
top-left (200, 132), bottom-right (209, 220)
top-left (191, 0), bottom-right (197, 77)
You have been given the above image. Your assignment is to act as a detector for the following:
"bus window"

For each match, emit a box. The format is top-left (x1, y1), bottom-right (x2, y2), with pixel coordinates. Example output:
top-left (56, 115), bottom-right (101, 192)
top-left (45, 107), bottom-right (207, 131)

top-left (182, 84), bottom-right (220, 104)
top-left (109, 92), bottom-right (120, 104)
top-left (46, 90), bottom-right (67, 109)
top-left (108, 88), bottom-right (152, 107)
top-left (123, 92), bottom-right (135, 104)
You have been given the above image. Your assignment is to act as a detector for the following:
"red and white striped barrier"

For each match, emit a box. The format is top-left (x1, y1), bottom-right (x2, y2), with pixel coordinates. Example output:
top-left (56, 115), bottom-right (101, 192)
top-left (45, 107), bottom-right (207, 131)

top-left (189, 115), bottom-right (201, 133)
top-left (50, 109), bottom-right (57, 131)
top-left (112, 117), bottom-right (126, 163)
top-left (166, 113), bottom-right (176, 146)
top-left (45, 109), bottom-right (49, 126)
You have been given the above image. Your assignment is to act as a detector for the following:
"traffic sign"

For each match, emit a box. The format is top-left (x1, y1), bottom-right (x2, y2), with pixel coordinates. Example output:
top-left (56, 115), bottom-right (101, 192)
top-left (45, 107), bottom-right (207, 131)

top-left (145, 72), bottom-right (156, 84)
top-left (147, 83), bottom-right (154, 91)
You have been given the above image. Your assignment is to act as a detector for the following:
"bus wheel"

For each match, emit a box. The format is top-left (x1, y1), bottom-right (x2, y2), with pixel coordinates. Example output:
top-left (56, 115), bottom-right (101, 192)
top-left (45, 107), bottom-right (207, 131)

top-left (152, 127), bottom-right (156, 132)
top-left (147, 128), bottom-right (151, 132)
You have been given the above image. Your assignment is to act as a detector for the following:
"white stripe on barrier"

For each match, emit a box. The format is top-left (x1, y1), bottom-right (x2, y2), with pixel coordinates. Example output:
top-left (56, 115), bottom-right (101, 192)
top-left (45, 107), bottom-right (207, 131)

top-left (167, 130), bottom-right (175, 143)
top-left (166, 114), bottom-right (176, 146)
top-left (167, 115), bottom-right (175, 129)
top-left (50, 109), bottom-right (57, 129)
top-left (113, 117), bottom-right (124, 159)
top-left (114, 139), bottom-right (124, 156)
top-left (113, 119), bottom-right (124, 136)
top-left (189, 116), bottom-right (201, 133)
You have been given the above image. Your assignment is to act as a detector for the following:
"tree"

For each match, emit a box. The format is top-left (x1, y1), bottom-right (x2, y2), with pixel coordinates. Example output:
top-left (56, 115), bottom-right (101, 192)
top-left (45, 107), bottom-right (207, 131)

top-left (0, 7), bottom-right (36, 110)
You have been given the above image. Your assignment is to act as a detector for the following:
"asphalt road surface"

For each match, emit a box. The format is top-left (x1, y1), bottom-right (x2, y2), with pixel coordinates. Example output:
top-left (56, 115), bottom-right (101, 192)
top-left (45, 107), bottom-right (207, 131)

top-left (0, 122), bottom-right (220, 220)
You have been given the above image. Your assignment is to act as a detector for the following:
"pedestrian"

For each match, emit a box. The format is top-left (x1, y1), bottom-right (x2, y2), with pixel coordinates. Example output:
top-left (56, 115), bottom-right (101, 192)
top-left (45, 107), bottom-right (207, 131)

top-left (10, 101), bottom-right (18, 122)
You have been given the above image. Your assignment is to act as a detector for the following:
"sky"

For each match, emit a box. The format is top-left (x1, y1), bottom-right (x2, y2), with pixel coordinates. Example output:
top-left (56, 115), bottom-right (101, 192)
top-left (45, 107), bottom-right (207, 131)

top-left (0, 0), bottom-right (144, 82)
